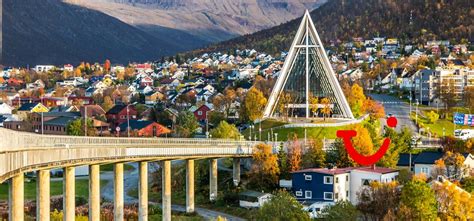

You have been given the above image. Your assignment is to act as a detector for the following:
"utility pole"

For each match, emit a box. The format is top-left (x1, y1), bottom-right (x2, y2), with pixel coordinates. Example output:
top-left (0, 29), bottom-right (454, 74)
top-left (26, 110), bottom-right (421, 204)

top-left (84, 105), bottom-right (87, 137)
top-left (127, 105), bottom-right (130, 138)
top-left (41, 112), bottom-right (44, 135)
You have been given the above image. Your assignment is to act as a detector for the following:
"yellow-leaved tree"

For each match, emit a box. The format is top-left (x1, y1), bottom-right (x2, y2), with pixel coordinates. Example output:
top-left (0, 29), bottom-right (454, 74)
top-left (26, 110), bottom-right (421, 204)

top-left (251, 143), bottom-right (280, 188)
top-left (347, 84), bottom-right (366, 118)
top-left (433, 180), bottom-right (474, 220)
top-left (351, 124), bottom-right (374, 157)
top-left (242, 87), bottom-right (267, 122)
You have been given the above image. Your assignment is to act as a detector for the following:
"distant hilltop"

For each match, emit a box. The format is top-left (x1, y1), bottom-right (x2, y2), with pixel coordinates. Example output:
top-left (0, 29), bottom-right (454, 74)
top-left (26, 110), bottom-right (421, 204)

top-left (191, 0), bottom-right (473, 56)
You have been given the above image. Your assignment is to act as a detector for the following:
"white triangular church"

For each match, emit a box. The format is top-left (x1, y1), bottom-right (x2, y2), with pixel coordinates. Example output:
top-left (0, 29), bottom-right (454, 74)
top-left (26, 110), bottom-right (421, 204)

top-left (263, 10), bottom-right (354, 120)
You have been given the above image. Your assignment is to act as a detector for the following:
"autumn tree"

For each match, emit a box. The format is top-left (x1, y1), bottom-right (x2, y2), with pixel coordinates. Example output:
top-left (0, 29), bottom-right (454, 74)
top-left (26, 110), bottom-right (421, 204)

top-left (302, 139), bottom-right (326, 168)
top-left (364, 98), bottom-right (385, 119)
top-left (250, 144), bottom-right (280, 189)
top-left (210, 121), bottom-right (241, 140)
top-left (378, 127), bottom-right (412, 168)
top-left (255, 190), bottom-right (310, 221)
top-left (102, 96), bottom-right (114, 112)
top-left (357, 181), bottom-right (400, 221)
top-left (277, 92), bottom-right (292, 119)
top-left (287, 134), bottom-right (302, 172)
top-left (212, 88), bottom-right (236, 117)
top-left (351, 124), bottom-right (374, 157)
top-left (320, 97), bottom-right (332, 120)
top-left (464, 86), bottom-right (474, 112)
top-left (442, 151), bottom-right (467, 180)
top-left (347, 83), bottom-right (366, 118)
top-left (104, 59), bottom-right (111, 72)
top-left (433, 180), bottom-right (474, 220)
top-left (398, 179), bottom-right (438, 220)
top-left (242, 87), bottom-right (267, 122)
top-left (309, 95), bottom-right (319, 117)
top-left (431, 159), bottom-right (447, 178)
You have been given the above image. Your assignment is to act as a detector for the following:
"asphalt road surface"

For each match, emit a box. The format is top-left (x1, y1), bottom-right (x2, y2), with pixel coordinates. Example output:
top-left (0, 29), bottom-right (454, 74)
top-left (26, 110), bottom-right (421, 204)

top-left (369, 94), bottom-right (418, 133)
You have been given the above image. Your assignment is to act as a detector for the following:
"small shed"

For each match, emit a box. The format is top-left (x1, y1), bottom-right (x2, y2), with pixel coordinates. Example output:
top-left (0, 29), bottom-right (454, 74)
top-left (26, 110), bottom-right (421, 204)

top-left (239, 191), bottom-right (272, 208)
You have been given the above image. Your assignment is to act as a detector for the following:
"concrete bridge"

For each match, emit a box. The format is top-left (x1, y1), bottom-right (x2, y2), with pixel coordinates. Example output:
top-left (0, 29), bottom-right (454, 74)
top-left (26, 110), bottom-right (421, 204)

top-left (0, 128), bottom-right (260, 221)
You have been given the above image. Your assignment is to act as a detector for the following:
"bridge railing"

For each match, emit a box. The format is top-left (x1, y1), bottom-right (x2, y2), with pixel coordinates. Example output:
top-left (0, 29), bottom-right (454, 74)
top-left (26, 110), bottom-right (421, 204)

top-left (0, 128), bottom-right (258, 151)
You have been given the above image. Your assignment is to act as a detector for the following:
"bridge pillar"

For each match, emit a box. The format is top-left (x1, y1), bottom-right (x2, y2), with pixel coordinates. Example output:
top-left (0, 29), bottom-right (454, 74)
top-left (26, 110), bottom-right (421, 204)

top-left (8, 173), bottom-right (24, 221)
top-left (37, 170), bottom-right (50, 221)
top-left (138, 162), bottom-right (148, 221)
top-left (209, 159), bottom-right (218, 202)
top-left (89, 165), bottom-right (100, 221)
top-left (63, 167), bottom-right (75, 221)
top-left (233, 158), bottom-right (241, 187)
top-left (114, 163), bottom-right (124, 221)
top-left (162, 160), bottom-right (171, 221)
top-left (186, 159), bottom-right (195, 213)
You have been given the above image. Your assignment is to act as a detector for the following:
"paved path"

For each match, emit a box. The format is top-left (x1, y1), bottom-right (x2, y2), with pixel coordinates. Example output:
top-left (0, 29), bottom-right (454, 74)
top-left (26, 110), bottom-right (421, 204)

top-left (369, 94), bottom-right (417, 133)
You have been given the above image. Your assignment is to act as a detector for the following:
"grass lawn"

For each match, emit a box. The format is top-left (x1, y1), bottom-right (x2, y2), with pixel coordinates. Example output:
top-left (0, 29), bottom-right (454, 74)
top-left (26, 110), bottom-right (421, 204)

top-left (100, 163), bottom-right (135, 172)
top-left (411, 110), bottom-right (469, 137)
top-left (242, 118), bottom-right (359, 141)
top-left (149, 214), bottom-right (204, 221)
top-left (0, 178), bottom-right (109, 201)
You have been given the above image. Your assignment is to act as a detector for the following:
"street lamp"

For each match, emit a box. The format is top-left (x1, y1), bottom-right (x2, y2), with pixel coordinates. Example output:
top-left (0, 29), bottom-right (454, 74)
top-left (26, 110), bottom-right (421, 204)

top-left (415, 99), bottom-right (419, 125)
top-left (259, 122), bottom-right (262, 141)
top-left (274, 133), bottom-right (278, 143)
top-left (249, 125), bottom-right (254, 141)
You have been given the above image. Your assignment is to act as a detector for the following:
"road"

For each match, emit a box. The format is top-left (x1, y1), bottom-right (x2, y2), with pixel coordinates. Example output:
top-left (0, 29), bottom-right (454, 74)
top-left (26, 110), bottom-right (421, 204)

top-left (369, 94), bottom-right (417, 133)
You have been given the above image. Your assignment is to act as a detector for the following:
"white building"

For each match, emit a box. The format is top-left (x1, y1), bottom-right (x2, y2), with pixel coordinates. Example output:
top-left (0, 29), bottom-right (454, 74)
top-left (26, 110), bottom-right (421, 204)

top-left (35, 65), bottom-right (55, 72)
top-left (349, 167), bottom-right (399, 205)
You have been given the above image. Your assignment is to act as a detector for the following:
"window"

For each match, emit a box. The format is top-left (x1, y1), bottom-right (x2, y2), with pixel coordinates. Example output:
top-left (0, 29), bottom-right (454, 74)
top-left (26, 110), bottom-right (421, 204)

top-left (346, 191), bottom-right (349, 197)
top-left (305, 191), bottom-right (312, 199)
top-left (421, 167), bottom-right (429, 174)
top-left (336, 177), bottom-right (339, 183)
top-left (324, 192), bottom-right (333, 200)
top-left (324, 176), bottom-right (333, 184)
top-left (305, 175), bottom-right (312, 181)
top-left (335, 193), bottom-right (339, 199)
top-left (295, 191), bottom-right (303, 197)
top-left (346, 175), bottom-right (349, 181)
top-left (362, 179), bottom-right (372, 186)
top-left (198, 111), bottom-right (203, 116)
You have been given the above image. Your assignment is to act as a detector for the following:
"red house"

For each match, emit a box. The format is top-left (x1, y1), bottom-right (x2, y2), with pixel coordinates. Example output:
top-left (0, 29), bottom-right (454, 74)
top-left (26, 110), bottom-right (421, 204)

top-left (106, 104), bottom-right (138, 128)
top-left (192, 104), bottom-right (212, 122)
top-left (140, 76), bottom-right (153, 87)
top-left (117, 120), bottom-right (171, 137)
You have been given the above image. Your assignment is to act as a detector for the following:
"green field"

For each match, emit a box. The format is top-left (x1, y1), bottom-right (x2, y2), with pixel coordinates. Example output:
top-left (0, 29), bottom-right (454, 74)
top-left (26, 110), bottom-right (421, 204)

top-left (242, 118), bottom-right (360, 141)
top-left (411, 110), bottom-right (470, 137)
top-left (0, 179), bottom-right (109, 201)
top-left (100, 163), bottom-right (135, 172)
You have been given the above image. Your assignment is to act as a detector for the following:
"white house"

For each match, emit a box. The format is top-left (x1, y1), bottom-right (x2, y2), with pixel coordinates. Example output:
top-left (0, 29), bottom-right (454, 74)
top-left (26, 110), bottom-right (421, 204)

top-left (349, 167), bottom-right (399, 205)
top-left (35, 65), bottom-right (55, 72)
top-left (0, 103), bottom-right (14, 115)
top-left (414, 152), bottom-right (474, 178)
top-left (239, 191), bottom-right (272, 208)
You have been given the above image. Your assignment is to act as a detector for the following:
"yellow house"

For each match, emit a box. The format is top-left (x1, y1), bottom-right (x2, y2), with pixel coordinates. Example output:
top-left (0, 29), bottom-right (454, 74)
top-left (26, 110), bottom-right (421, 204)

top-left (103, 78), bottom-right (113, 86)
top-left (17, 102), bottom-right (49, 120)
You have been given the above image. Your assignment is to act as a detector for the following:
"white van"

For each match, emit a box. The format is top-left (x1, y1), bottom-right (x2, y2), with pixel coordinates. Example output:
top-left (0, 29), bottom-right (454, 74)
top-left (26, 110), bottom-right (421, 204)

top-left (303, 202), bottom-right (334, 219)
top-left (454, 129), bottom-right (474, 140)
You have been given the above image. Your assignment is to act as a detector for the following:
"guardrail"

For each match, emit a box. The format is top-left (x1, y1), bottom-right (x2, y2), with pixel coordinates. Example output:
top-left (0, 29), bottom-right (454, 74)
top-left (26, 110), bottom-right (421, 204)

top-left (0, 128), bottom-right (266, 183)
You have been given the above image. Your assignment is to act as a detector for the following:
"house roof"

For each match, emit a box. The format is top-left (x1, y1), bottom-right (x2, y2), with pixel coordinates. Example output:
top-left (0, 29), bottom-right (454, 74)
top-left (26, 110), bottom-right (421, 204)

top-left (80, 105), bottom-right (106, 117)
top-left (397, 153), bottom-right (419, 167)
top-left (106, 104), bottom-right (127, 114)
top-left (239, 190), bottom-right (270, 198)
top-left (413, 151), bottom-right (444, 164)
top-left (292, 167), bottom-right (353, 175)
top-left (44, 116), bottom-right (78, 127)
top-left (18, 102), bottom-right (42, 111)
top-left (353, 167), bottom-right (398, 174)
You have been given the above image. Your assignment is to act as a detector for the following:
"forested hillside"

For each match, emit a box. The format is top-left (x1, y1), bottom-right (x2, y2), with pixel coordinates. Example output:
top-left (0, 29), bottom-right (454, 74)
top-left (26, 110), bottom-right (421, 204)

top-left (189, 0), bottom-right (473, 56)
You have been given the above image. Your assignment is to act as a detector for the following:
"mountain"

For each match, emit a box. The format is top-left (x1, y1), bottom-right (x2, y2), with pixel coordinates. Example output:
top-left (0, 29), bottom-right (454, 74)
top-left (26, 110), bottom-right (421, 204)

top-left (65, 0), bottom-right (326, 42)
top-left (3, 0), bottom-right (210, 66)
top-left (190, 0), bottom-right (473, 56)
